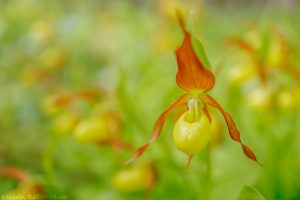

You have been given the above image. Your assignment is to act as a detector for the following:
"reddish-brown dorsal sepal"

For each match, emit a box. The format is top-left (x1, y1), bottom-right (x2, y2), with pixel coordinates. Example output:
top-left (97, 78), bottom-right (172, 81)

top-left (175, 32), bottom-right (215, 92)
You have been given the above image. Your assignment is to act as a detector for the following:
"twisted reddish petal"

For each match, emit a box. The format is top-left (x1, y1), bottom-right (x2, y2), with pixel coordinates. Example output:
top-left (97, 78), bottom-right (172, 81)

top-left (72, 90), bottom-right (98, 102)
top-left (225, 37), bottom-right (256, 55)
top-left (204, 95), bottom-right (261, 165)
top-left (98, 139), bottom-right (134, 153)
top-left (0, 167), bottom-right (47, 198)
top-left (0, 166), bottom-right (30, 183)
top-left (176, 32), bottom-right (215, 92)
top-left (125, 94), bottom-right (190, 164)
top-left (55, 91), bottom-right (98, 108)
top-left (225, 37), bottom-right (268, 85)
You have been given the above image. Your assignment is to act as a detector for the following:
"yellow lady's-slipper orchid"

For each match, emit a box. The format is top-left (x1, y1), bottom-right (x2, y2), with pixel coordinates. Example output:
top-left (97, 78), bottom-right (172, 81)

top-left (125, 13), bottom-right (260, 169)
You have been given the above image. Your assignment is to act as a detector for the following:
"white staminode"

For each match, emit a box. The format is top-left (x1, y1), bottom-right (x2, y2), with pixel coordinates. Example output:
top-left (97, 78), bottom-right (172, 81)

top-left (188, 98), bottom-right (199, 120)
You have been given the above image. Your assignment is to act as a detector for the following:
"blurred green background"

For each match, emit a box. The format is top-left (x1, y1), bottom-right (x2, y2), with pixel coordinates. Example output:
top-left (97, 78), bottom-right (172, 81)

top-left (0, 0), bottom-right (300, 199)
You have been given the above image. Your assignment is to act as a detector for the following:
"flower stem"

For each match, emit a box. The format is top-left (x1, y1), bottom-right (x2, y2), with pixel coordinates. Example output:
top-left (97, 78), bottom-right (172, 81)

top-left (204, 146), bottom-right (212, 200)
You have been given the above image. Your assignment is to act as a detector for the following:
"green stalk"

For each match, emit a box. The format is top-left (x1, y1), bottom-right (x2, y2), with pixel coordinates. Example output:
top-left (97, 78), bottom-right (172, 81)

top-left (42, 131), bottom-right (61, 189)
top-left (203, 146), bottom-right (212, 200)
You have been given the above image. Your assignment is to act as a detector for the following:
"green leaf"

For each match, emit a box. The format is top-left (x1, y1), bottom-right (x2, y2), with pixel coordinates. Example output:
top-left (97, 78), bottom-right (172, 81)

top-left (186, 10), bottom-right (212, 70)
top-left (191, 36), bottom-right (212, 70)
top-left (237, 185), bottom-right (266, 200)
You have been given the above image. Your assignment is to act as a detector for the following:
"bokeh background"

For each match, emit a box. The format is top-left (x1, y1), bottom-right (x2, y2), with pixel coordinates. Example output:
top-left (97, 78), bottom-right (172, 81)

top-left (0, 0), bottom-right (300, 199)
